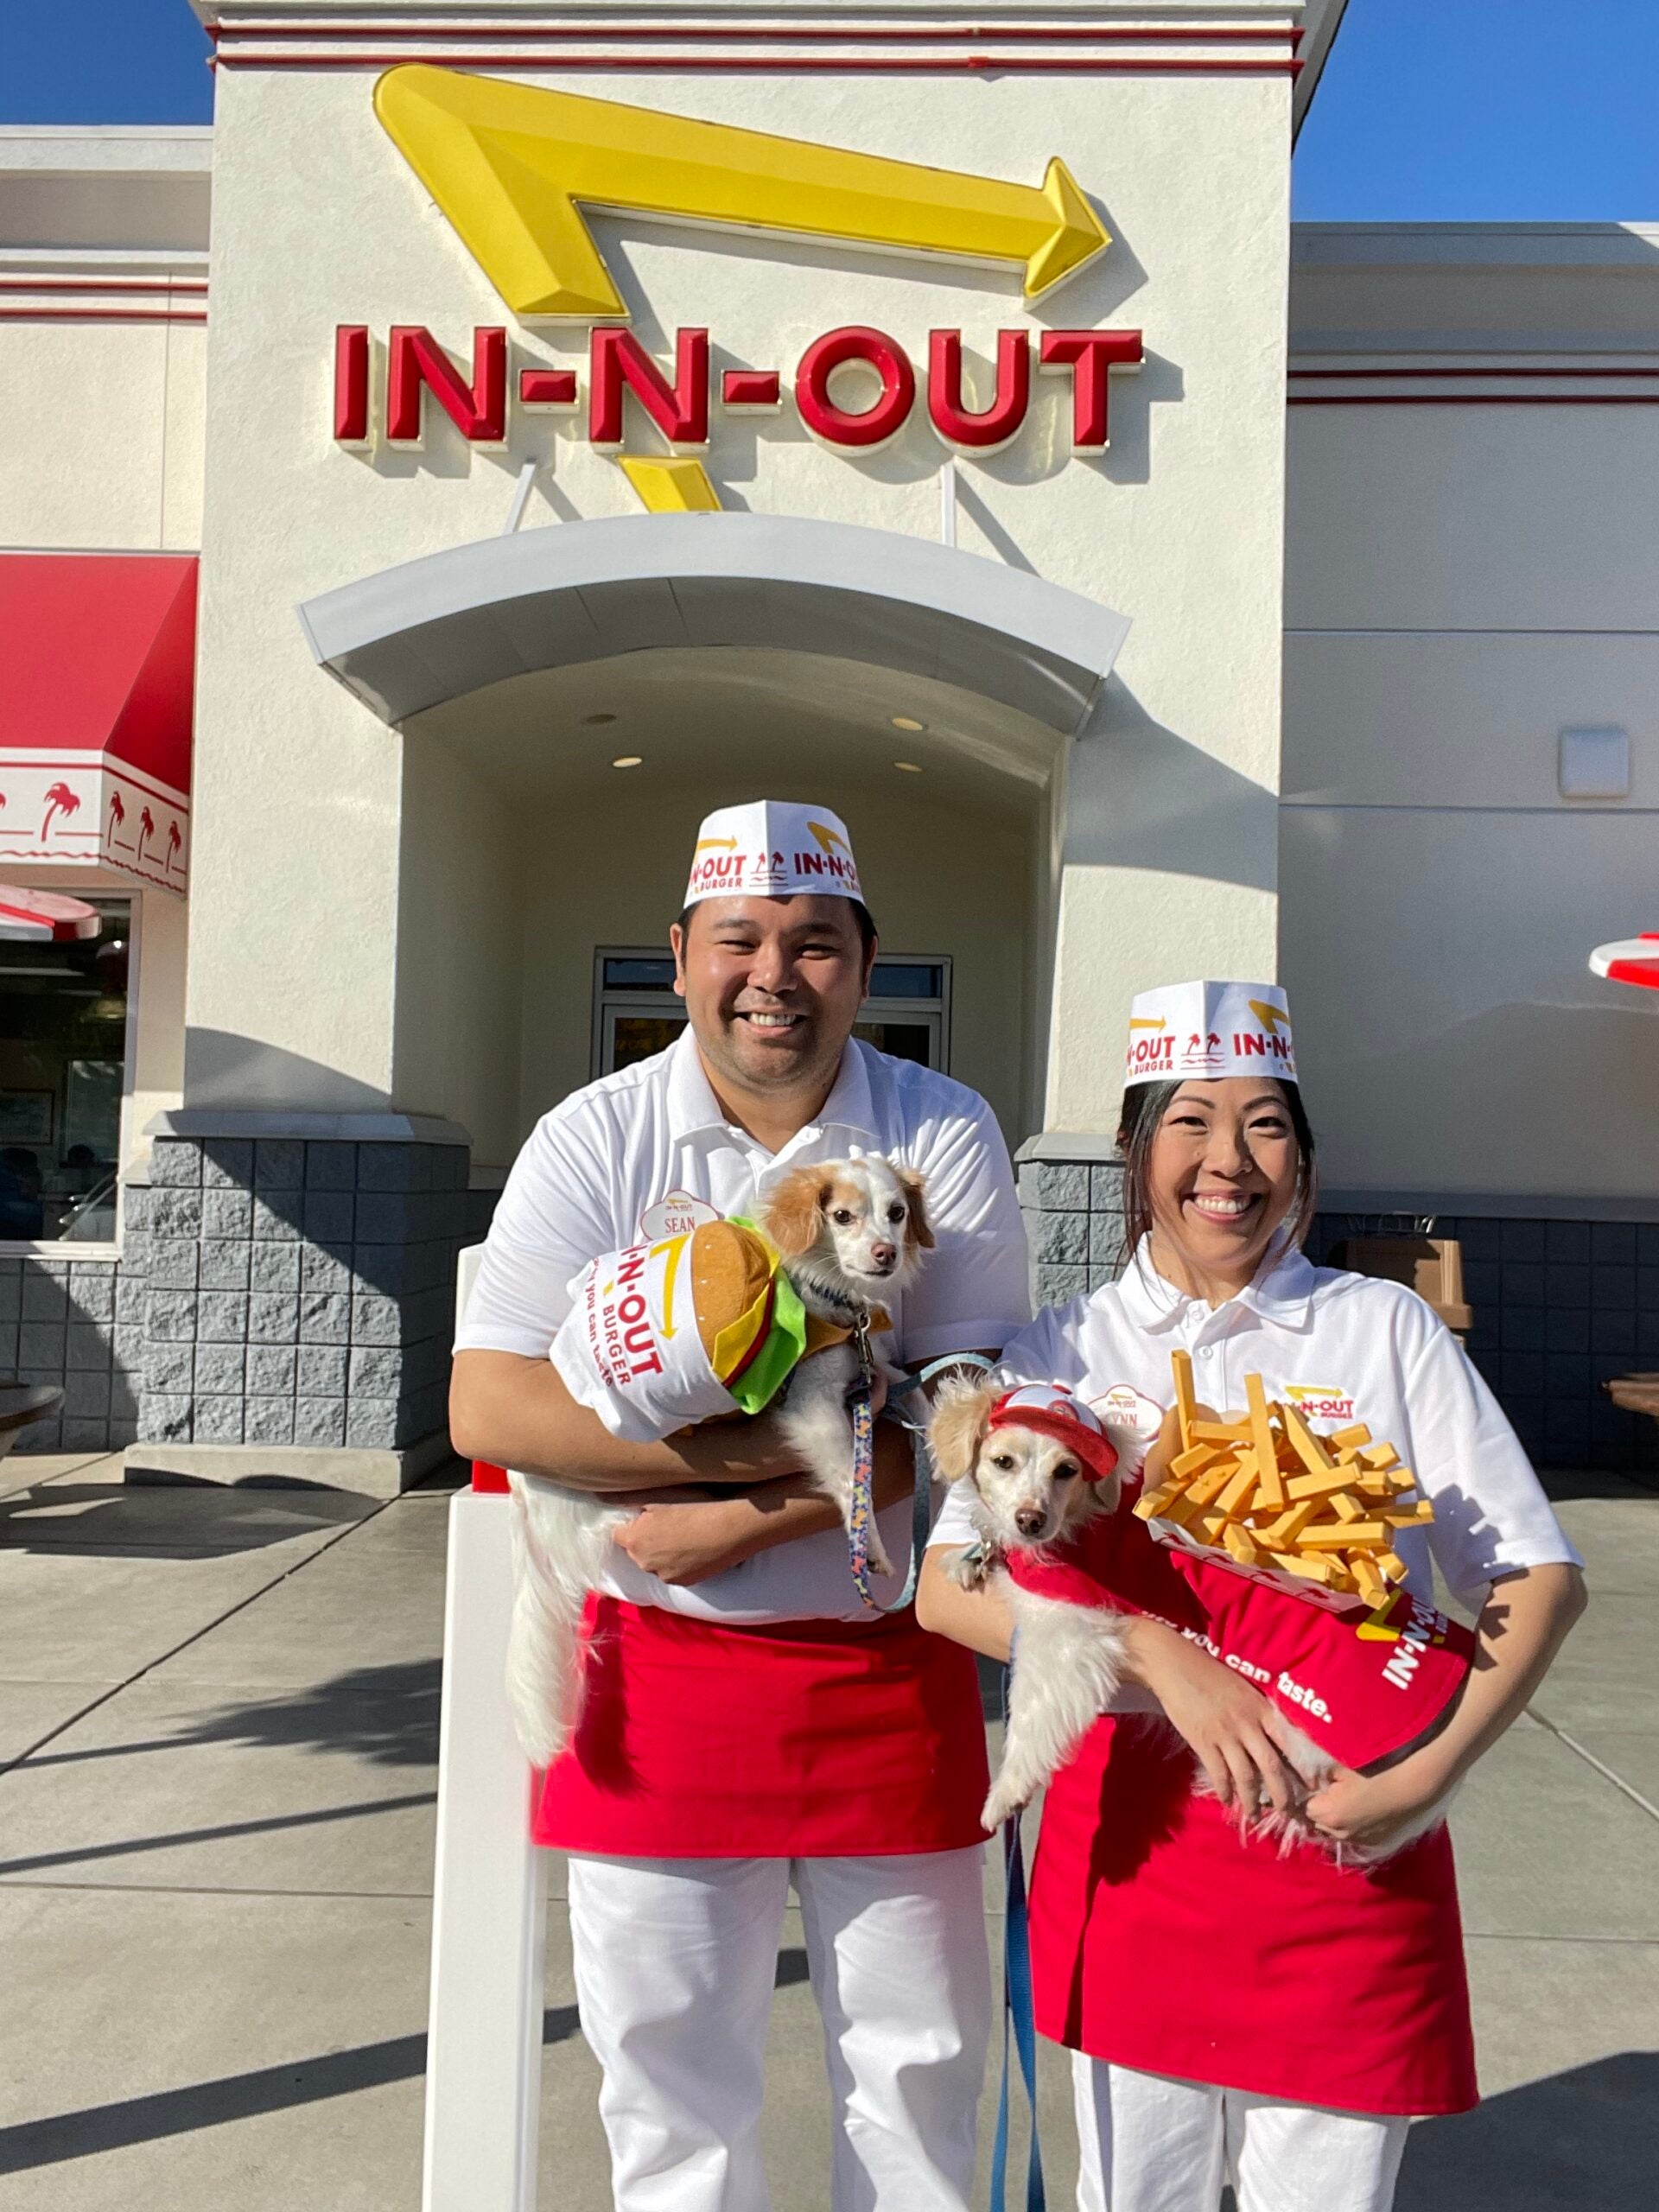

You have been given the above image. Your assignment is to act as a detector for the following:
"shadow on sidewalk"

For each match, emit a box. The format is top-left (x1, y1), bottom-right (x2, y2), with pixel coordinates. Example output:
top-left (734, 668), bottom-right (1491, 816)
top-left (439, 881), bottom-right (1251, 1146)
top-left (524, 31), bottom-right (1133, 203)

top-left (15, 1660), bottom-right (442, 1773)
top-left (0, 1477), bottom-right (376, 1560)
top-left (0, 1950), bottom-right (811, 2176)
top-left (1396, 2051), bottom-right (1659, 2210)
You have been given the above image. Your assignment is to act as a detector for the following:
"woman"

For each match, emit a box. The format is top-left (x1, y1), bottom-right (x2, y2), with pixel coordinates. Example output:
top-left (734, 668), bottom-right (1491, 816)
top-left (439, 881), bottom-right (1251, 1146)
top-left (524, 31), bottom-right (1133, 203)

top-left (918, 978), bottom-right (1586, 2212)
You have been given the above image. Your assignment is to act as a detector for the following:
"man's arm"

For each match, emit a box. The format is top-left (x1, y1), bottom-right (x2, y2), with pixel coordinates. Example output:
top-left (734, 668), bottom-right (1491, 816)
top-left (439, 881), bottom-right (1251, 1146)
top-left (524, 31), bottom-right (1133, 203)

top-left (451, 1349), bottom-right (806, 1491)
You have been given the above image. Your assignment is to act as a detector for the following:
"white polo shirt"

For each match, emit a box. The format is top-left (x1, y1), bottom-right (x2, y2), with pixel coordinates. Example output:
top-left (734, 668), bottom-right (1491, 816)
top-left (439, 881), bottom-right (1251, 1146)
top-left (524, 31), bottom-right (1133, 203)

top-left (458, 1027), bottom-right (1030, 1622)
top-left (932, 1240), bottom-right (1580, 1609)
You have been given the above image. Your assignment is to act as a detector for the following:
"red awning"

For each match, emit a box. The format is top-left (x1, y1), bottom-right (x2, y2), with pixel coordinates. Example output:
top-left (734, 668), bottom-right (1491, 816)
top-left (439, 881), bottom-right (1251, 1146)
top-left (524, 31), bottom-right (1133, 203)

top-left (0, 553), bottom-right (196, 892)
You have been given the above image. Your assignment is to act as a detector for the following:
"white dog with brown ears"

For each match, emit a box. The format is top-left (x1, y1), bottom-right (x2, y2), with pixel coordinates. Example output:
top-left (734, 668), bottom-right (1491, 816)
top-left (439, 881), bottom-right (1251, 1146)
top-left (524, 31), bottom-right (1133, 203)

top-left (929, 1376), bottom-right (1147, 1830)
top-left (505, 1152), bottom-right (932, 1768)
top-left (929, 1378), bottom-right (1465, 1862)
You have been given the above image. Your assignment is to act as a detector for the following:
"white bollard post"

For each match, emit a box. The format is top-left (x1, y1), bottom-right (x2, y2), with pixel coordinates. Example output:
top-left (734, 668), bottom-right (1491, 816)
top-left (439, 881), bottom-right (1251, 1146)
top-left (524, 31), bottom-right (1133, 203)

top-left (423, 1250), bottom-right (549, 2211)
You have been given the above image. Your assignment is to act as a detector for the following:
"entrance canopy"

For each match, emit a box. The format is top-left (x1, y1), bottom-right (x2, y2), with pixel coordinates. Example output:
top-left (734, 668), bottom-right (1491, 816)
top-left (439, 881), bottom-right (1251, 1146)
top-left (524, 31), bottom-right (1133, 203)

top-left (296, 513), bottom-right (1130, 740)
top-left (0, 552), bottom-right (194, 893)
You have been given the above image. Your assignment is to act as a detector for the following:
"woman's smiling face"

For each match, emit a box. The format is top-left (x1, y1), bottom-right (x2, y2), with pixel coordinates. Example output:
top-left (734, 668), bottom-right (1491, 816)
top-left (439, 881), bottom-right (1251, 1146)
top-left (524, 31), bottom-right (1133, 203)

top-left (1145, 1078), bottom-right (1302, 1288)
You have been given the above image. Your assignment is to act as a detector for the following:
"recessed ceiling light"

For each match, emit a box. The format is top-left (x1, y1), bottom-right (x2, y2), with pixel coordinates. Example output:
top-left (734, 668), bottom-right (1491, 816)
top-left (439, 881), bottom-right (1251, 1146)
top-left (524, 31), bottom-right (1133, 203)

top-left (893, 760), bottom-right (923, 774)
top-left (891, 715), bottom-right (925, 732)
top-left (582, 711), bottom-right (617, 727)
top-left (611, 754), bottom-right (643, 769)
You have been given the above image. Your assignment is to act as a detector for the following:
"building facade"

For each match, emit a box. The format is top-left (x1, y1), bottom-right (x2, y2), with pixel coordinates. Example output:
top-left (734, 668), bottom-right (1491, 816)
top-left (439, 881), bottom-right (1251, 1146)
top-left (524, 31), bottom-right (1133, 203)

top-left (0, 3), bottom-right (1653, 1484)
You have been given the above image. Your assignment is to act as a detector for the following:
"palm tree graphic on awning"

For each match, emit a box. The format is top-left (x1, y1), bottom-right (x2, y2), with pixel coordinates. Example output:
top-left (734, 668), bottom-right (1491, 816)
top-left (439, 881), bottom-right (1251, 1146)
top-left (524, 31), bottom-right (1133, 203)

top-left (41, 782), bottom-right (79, 841)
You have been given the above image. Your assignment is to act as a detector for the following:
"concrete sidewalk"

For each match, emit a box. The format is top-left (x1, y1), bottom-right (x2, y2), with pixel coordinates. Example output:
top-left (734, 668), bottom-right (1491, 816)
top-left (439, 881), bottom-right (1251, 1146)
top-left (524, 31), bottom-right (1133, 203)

top-left (0, 1455), bottom-right (1655, 2209)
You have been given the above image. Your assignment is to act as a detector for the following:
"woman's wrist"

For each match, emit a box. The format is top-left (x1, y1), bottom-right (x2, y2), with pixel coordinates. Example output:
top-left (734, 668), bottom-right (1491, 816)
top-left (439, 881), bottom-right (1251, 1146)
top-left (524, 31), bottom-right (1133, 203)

top-left (1116, 1612), bottom-right (1185, 1693)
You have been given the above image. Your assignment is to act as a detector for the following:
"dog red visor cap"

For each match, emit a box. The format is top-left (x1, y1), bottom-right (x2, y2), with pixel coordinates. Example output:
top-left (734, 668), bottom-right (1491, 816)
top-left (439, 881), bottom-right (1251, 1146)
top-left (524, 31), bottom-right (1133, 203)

top-left (988, 1383), bottom-right (1120, 1484)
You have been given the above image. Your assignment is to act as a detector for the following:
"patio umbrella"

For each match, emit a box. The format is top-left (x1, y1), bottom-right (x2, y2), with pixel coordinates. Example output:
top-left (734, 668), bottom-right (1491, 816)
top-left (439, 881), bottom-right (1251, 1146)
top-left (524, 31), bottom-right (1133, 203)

top-left (0, 887), bottom-right (100, 944)
top-left (1589, 933), bottom-right (1659, 991)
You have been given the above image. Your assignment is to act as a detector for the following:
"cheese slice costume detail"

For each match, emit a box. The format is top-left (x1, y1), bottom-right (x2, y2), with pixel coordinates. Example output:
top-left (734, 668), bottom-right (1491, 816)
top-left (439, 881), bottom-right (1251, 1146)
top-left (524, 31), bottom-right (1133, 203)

top-left (931, 978), bottom-right (1581, 2202)
top-left (458, 800), bottom-right (1028, 2212)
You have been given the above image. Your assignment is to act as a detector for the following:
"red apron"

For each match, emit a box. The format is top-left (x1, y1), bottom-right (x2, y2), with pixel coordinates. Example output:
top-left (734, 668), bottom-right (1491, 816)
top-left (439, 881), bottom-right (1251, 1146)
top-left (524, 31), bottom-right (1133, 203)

top-left (534, 1596), bottom-right (991, 1858)
top-left (1011, 1506), bottom-right (1478, 2115)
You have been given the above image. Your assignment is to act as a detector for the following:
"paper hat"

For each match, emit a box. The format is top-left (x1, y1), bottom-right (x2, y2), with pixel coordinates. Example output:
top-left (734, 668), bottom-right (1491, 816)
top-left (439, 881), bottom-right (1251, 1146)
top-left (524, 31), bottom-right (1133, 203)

top-left (1123, 980), bottom-right (1297, 1088)
top-left (988, 1382), bottom-right (1120, 1484)
top-left (550, 1218), bottom-right (807, 1444)
top-left (683, 801), bottom-right (863, 908)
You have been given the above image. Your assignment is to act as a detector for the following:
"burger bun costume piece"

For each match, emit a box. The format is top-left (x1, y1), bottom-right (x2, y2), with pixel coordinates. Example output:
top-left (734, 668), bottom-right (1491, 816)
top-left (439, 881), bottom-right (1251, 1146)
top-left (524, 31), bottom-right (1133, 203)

top-left (454, 799), bottom-right (1030, 2212)
top-left (927, 981), bottom-right (1581, 2190)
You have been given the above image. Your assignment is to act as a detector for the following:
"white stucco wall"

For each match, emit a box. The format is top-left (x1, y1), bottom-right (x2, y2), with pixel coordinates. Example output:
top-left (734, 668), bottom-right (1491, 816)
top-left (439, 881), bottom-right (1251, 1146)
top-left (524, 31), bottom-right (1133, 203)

top-left (190, 35), bottom-right (1295, 1129)
top-left (1284, 228), bottom-right (1659, 1205)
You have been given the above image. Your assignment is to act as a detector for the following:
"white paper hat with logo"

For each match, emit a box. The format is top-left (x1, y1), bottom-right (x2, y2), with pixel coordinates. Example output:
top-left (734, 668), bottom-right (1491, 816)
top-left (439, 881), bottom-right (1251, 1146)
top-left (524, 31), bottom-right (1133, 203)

top-left (1122, 979), bottom-right (1297, 1088)
top-left (683, 800), bottom-right (862, 907)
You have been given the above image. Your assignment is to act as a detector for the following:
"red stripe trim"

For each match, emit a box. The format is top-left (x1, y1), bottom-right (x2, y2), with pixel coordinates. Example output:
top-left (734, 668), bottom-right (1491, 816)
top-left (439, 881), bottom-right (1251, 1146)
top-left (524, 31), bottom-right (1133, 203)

top-left (215, 53), bottom-right (1300, 73)
top-left (1290, 365), bottom-right (1659, 381)
top-left (0, 277), bottom-right (208, 296)
top-left (211, 21), bottom-right (1303, 48)
top-left (0, 307), bottom-right (207, 324)
top-left (1289, 393), bottom-right (1659, 406)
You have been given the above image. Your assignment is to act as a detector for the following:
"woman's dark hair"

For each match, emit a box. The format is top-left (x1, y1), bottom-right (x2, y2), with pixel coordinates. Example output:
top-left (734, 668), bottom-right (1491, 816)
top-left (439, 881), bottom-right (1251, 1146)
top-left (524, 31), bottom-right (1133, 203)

top-left (1116, 1077), bottom-right (1319, 1258)
top-left (676, 898), bottom-right (879, 960)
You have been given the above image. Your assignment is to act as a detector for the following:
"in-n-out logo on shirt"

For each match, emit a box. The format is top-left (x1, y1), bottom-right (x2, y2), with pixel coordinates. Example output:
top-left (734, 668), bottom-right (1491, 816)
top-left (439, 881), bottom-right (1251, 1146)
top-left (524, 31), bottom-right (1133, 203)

top-left (1281, 1382), bottom-right (1358, 1426)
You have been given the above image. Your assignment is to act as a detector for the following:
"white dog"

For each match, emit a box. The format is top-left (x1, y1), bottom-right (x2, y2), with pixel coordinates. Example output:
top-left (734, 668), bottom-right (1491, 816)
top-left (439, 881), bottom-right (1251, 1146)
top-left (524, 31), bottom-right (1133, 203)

top-left (929, 1376), bottom-right (1459, 1862)
top-left (505, 1154), bottom-right (932, 1768)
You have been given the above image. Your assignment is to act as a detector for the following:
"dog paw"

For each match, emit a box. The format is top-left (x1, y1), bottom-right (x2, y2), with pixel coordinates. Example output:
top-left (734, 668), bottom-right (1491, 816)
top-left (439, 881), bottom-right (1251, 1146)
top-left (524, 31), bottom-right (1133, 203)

top-left (981, 1781), bottom-right (1028, 1831)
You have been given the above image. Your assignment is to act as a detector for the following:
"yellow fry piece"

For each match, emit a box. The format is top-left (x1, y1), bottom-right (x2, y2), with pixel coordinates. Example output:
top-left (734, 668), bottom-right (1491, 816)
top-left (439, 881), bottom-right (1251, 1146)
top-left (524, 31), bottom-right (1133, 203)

top-left (1255, 1462), bottom-right (1286, 1514)
top-left (1271, 1549), bottom-right (1335, 1585)
top-left (1156, 1488), bottom-right (1210, 1529)
top-left (1194, 1508), bottom-right (1233, 1545)
top-left (1171, 1443), bottom-right (1224, 1480)
top-left (1385, 1467), bottom-right (1418, 1492)
top-left (1281, 1401), bottom-right (1336, 1478)
top-left (1351, 1555), bottom-right (1388, 1607)
top-left (1134, 1484), bottom-right (1183, 1521)
top-left (1358, 1444), bottom-right (1400, 1472)
top-left (1213, 1455), bottom-right (1261, 1517)
top-left (1331, 1490), bottom-right (1365, 1523)
top-left (1355, 1473), bottom-right (1396, 1499)
top-left (1171, 1349), bottom-right (1197, 1451)
top-left (1335, 1447), bottom-right (1361, 1467)
top-left (1284, 1465), bottom-right (1357, 1502)
top-left (1181, 1459), bottom-right (1236, 1508)
top-left (1299, 1521), bottom-right (1388, 1548)
top-left (1382, 1499), bottom-right (1435, 1527)
top-left (1222, 1522), bottom-right (1260, 1566)
top-left (1245, 1371), bottom-right (1280, 1489)
top-left (1376, 1550), bottom-right (1409, 1583)
top-left (1190, 1419), bottom-right (1252, 1444)
top-left (1257, 1498), bottom-right (1320, 1549)
top-left (1325, 1563), bottom-right (1357, 1593)
top-left (1330, 1423), bottom-right (1372, 1450)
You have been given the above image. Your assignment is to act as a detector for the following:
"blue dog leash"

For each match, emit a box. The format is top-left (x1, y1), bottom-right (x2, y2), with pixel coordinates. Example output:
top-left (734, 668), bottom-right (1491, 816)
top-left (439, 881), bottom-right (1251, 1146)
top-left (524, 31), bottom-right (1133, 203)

top-left (991, 1645), bottom-right (1047, 2212)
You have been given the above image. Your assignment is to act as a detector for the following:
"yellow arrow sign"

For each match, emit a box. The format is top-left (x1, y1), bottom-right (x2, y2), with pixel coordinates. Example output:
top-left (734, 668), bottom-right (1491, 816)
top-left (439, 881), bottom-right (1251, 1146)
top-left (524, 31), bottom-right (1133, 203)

top-left (373, 66), bottom-right (1108, 321)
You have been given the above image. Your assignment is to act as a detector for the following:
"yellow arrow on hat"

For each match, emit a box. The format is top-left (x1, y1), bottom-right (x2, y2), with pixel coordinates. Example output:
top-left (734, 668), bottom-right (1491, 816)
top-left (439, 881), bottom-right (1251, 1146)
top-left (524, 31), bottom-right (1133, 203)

top-left (1249, 1000), bottom-right (1290, 1036)
top-left (373, 67), bottom-right (1109, 321)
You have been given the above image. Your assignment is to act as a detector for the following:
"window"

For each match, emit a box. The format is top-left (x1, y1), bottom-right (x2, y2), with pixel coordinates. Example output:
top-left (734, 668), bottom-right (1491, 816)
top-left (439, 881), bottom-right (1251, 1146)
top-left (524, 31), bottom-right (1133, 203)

top-left (593, 950), bottom-right (952, 1078)
top-left (0, 897), bottom-right (130, 1243)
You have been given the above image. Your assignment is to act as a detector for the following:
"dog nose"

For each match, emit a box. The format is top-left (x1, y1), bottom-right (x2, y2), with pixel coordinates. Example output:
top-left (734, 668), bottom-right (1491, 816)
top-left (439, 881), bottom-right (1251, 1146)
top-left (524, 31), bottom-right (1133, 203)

top-left (869, 1242), bottom-right (896, 1270)
top-left (1014, 1507), bottom-right (1046, 1538)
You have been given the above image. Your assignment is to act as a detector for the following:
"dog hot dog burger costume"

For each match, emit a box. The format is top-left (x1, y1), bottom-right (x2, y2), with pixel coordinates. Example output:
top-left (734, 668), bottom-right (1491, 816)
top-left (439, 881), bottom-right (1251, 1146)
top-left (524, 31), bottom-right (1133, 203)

top-left (454, 800), bottom-right (1030, 2212)
top-left (927, 980), bottom-right (1582, 2205)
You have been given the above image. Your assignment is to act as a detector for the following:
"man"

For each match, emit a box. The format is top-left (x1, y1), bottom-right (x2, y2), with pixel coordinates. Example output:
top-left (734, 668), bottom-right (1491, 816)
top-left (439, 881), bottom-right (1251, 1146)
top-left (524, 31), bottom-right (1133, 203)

top-left (452, 798), bottom-right (1029, 2212)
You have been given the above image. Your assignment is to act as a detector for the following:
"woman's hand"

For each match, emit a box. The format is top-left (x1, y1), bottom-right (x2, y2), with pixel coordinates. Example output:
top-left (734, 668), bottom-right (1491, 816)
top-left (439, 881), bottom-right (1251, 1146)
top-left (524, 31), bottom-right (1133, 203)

top-left (1123, 1619), bottom-right (1306, 1819)
top-left (612, 1498), bottom-right (750, 1586)
top-left (1304, 1752), bottom-right (1452, 1853)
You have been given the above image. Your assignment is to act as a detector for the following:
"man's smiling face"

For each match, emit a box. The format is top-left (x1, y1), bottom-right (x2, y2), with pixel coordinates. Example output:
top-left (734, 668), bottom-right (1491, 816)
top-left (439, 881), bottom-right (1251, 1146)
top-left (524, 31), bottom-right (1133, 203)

top-left (671, 895), bottom-right (874, 1103)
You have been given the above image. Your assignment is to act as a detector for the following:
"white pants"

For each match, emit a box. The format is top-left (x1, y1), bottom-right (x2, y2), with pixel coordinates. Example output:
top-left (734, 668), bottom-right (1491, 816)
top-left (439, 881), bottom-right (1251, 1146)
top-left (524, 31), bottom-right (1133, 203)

top-left (567, 1848), bottom-right (991, 2212)
top-left (1072, 2053), bottom-right (1410, 2212)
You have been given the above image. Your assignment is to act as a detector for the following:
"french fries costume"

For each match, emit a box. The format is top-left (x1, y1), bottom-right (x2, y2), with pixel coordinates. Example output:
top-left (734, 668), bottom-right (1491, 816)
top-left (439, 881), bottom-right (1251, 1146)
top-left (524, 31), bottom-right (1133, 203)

top-left (963, 982), bottom-right (1581, 2126)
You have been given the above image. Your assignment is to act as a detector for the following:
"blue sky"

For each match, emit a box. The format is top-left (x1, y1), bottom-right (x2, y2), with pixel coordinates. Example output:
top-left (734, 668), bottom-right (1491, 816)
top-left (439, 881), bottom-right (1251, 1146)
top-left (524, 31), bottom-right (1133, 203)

top-left (3, 2), bottom-right (1656, 222)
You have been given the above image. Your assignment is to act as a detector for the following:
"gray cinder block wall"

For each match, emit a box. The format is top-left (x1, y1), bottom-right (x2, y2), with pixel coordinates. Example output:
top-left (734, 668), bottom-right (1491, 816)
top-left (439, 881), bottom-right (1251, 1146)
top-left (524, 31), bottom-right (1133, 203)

top-left (1016, 1141), bottom-right (1658, 1478)
top-left (10, 1127), bottom-right (506, 1484)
